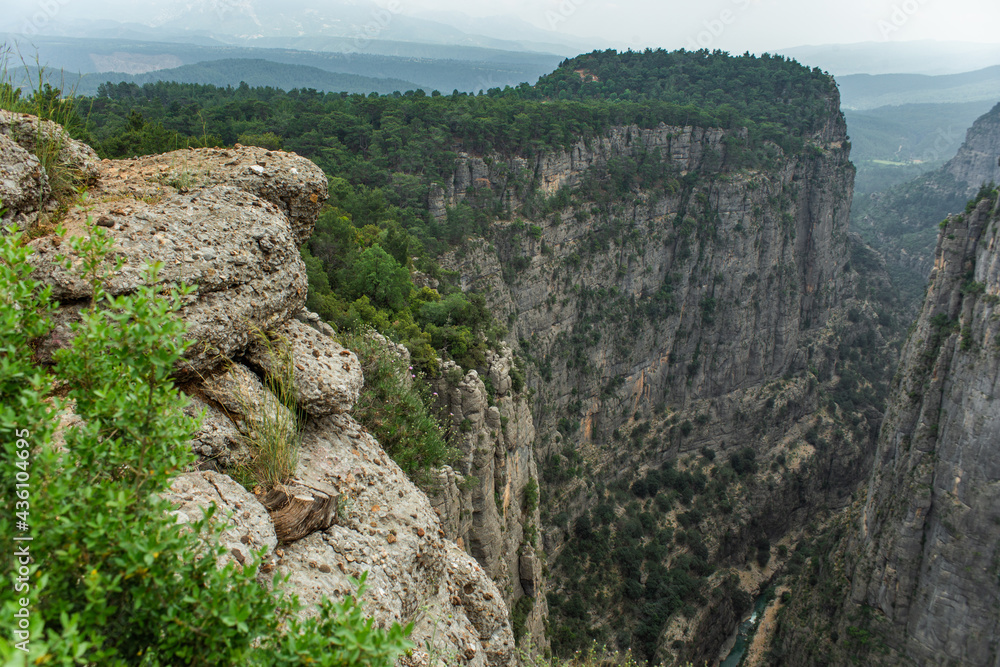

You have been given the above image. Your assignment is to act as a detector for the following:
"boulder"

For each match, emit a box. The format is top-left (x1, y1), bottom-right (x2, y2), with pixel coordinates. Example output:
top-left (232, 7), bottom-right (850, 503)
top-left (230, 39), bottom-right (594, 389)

top-left (163, 470), bottom-right (278, 585)
top-left (0, 133), bottom-right (48, 229)
top-left (184, 393), bottom-right (246, 467)
top-left (246, 318), bottom-right (362, 418)
top-left (0, 109), bottom-right (100, 184)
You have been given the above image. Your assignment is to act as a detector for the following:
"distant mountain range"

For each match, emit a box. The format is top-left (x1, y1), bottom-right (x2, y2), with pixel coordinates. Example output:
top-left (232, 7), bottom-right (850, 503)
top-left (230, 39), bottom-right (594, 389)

top-left (780, 40), bottom-right (1000, 76)
top-left (1, 34), bottom-right (563, 94)
top-left (17, 59), bottom-right (420, 96)
top-left (837, 65), bottom-right (1000, 110)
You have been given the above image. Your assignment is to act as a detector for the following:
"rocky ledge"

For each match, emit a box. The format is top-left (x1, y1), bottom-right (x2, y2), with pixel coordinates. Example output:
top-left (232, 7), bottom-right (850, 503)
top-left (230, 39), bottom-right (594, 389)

top-left (4, 112), bottom-right (515, 666)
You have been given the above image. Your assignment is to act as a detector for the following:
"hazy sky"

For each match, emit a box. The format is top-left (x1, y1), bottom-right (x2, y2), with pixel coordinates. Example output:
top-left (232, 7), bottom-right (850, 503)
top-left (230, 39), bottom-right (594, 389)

top-left (408, 0), bottom-right (1000, 51)
top-left (7, 0), bottom-right (1000, 53)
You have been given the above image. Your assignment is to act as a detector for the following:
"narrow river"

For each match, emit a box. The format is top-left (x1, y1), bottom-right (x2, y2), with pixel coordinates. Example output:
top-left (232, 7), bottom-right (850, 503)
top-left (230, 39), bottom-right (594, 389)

top-left (719, 594), bottom-right (770, 667)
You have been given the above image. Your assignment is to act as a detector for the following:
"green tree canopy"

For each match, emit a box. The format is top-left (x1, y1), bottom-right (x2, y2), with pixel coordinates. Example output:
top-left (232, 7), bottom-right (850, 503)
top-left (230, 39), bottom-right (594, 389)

top-left (348, 244), bottom-right (412, 311)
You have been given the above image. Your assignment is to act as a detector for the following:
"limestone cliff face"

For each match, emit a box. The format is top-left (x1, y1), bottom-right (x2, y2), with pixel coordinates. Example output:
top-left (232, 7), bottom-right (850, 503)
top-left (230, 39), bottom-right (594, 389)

top-left (442, 117), bottom-right (855, 453)
top-left (846, 193), bottom-right (1000, 665)
top-left (423, 349), bottom-right (547, 646)
top-left (435, 96), bottom-right (892, 661)
top-left (5, 113), bottom-right (516, 666)
top-left (943, 101), bottom-right (1000, 196)
top-left (430, 125), bottom-right (738, 218)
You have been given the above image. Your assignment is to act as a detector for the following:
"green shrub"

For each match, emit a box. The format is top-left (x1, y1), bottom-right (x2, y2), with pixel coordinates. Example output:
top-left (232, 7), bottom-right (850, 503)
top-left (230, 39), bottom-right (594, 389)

top-left (511, 596), bottom-right (535, 644)
top-left (524, 522), bottom-right (538, 547)
top-left (349, 245), bottom-right (412, 311)
top-left (510, 359), bottom-right (526, 393)
top-left (523, 477), bottom-right (539, 515)
top-left (344, 330), bottom-right (457, 477)
top-left (0, 223), bottom-right (413, 666)
top-left (237, 131), bottom-right (283, 150)
top-left (729, 447), bottom-right (758, 476)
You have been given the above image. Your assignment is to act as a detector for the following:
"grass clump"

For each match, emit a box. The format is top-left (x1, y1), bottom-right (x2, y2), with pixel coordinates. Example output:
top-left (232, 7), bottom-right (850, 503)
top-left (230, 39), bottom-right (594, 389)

top-left (344, 329), bottom-right (457, 478)
top-left (231, 331), bottom-right (302, 490)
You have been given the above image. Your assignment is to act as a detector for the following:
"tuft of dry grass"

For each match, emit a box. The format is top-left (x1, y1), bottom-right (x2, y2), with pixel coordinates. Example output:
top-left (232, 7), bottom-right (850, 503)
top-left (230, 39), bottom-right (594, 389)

top-left (231, 331), bottom-right (302, 489)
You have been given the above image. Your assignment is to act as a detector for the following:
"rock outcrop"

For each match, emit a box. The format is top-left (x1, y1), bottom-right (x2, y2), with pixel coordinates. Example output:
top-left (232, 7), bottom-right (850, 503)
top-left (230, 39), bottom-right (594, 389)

top-left (0, 109), bottom-right (99, 230)
top-left (844, 192), bottom-right (1000, 665)
top-left (0, 109), bottom-right (100, 185)
top-left (245, 318), bottom-right (363, 418)
top-left (278, 413), bottom-right (514, 667)
top-left (25, 145), bottom-right (321, 374)
top-left (424, 347), bottom-right (547, 646)
top-left (0, 133), bottom-right (48, 227)
top-left (162, 470), bottom-right (279, 586)
top-left (6, 115), bottom-right (516, 665)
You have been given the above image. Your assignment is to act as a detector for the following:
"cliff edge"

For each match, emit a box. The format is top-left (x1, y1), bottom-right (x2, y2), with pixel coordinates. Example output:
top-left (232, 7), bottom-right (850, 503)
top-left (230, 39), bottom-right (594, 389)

top-left (3, 111), bottom-right (516, 666)
top-left (771, 189), bottom-right (1000, 666)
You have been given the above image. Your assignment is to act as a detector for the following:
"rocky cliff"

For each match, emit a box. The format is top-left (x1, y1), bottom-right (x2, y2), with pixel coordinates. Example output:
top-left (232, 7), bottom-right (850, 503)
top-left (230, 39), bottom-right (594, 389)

top-left (4, 111), bottom-right (516, 666)
top-left (847, 191), bottom-right (1000, 665)
top-left (434, 92), bottom-right (896, 662)
top-left (424, 351), bottom-right (548, 646)
top-left (443, 119), bottom-right (856, 447)
top-left (770, 189), bottom-right (1000, 667)
top-left (944, 102), bottom-right (1000, 196)
top-left (853, 100), bottom-right (1000, 280)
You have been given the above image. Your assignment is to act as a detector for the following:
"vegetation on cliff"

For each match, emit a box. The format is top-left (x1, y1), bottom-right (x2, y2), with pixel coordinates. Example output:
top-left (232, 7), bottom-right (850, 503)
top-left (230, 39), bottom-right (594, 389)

top-left (0, 219), bottom-right (413, 665)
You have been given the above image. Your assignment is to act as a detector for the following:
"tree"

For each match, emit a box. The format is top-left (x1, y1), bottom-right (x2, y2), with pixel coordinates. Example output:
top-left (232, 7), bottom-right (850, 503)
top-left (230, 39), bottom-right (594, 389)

top-left (348, 244), bottom-right (412, 311)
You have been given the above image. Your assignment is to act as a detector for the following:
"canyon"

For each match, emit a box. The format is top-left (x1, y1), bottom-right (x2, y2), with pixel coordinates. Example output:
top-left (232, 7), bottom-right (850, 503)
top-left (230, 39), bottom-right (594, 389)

top-left (3, 54), bottom-right (998, 665)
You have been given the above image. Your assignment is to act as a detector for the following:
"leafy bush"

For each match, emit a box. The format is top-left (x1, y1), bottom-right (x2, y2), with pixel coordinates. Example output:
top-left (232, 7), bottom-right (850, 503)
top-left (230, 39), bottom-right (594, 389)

top-left (729, 447), bottom-right (758, 476)
top-left (523, 478), bottom-right (539, 515)
top-left (344, 329), bottom-right (457, 477)
top-left (302, 208), bottom-right (497, 374)
top-left (238, 131), bottom-right (283, 150)
top-left (0, 223), bottom-right (413, 665)
top-left (349, 245), bottom-right (413, 311)
top-left (511, 596), bottom-right (535, 644)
